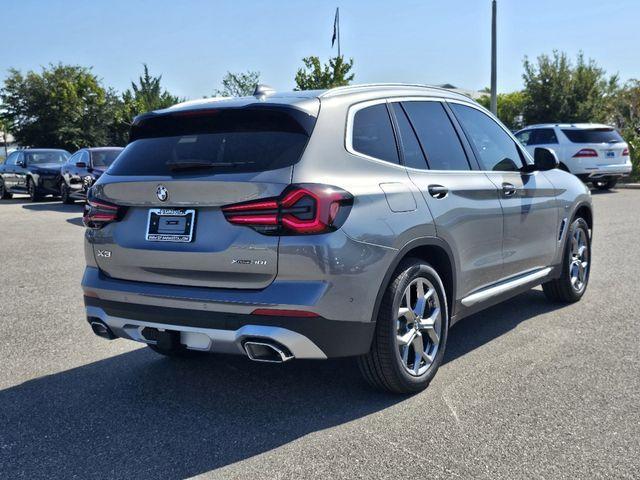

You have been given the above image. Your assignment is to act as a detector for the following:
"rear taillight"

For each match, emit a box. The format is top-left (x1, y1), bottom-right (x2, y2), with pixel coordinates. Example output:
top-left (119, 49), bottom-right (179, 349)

top-left (573, 148), bottom-right (598, 158)
top-left (622, 147), bottom-right (629, 156)
top-left (222, 184), bottom-right (353, 235)
top-left (83, 195), bottom-right (127, 229)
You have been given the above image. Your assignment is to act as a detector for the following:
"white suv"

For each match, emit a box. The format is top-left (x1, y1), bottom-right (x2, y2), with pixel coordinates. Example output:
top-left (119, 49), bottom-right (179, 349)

top-left (515, 123), bottom-right (632, 190)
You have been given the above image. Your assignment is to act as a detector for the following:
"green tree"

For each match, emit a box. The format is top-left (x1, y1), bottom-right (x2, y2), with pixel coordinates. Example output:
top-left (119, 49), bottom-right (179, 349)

top-left (478, 91), bottom-right (527, 130)
top-left (215, 71), bottom-right (260, 97)
top-left (294, 56), bottom-right (354, 90)
top-left (0, 64), bottom-right (113, 150)
top-left (108, 64), bottom-right (181, 145)
top-left (611, 80), bottom-right (640, 180)
top-left (522, 51), bottom-right (618, 124)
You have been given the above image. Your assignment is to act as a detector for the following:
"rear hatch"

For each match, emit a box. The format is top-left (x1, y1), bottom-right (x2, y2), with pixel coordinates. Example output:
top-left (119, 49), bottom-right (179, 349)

top-left (562, 127), bottom-right (628, 164)
top-left (90, 103), bottom-right (318, 289)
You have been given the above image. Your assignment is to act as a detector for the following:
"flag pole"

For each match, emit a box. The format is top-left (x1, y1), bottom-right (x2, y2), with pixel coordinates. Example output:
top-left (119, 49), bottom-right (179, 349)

top-left (337, 7), bottom-right (341, 58)
top-left (490, 0), bottom-right (497, 115)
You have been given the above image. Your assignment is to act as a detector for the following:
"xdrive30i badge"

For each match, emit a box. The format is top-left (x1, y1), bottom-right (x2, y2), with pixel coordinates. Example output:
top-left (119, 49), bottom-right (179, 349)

top-left (232, 259), bottom-right (267, 265)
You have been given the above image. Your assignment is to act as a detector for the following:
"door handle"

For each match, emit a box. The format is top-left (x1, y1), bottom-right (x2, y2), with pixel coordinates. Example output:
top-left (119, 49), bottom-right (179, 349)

top-left (428, 184), bottom-right (449, 199)
top-left (502, 182), bottom-right (517, 196)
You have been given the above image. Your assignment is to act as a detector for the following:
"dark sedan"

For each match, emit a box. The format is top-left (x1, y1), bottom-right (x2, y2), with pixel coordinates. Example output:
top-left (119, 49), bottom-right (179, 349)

top-left (0, 149), bottom-right (71, 201)
top-left (60, 147), bottom-right (123, 203)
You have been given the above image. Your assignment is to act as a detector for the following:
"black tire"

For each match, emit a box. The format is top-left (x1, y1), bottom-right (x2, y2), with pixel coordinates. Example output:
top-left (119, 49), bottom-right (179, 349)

top-left (543, 217), bottom-right (591, 303)
top-left (358, 258), bottom-right (449, 394)
top-left (593, 179), bottom-right (617, 191)
top-left (147, 344), bottom-right (206, 358)
top-left (60, 182), bottom-right (74, 204)
top-left (0, 178), bottom-right (12, 199)
top-left (27, 177), bottom-right (43, 202)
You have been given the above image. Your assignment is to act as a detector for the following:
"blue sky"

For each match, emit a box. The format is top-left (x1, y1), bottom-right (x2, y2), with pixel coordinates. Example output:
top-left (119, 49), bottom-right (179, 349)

top-left (3, 0), bottom-right (639, 99)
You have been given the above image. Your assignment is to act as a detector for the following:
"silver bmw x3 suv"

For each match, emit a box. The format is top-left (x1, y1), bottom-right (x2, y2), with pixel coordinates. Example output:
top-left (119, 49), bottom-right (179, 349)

top-left (82, 84), bottom-right (592, 393)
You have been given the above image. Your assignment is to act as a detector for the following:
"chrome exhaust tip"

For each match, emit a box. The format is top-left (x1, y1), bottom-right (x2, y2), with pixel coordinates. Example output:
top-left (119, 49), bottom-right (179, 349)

top-left (243, 341), bottom-right (293, 363)
top-left (88, 318), bottom-right (116, 340)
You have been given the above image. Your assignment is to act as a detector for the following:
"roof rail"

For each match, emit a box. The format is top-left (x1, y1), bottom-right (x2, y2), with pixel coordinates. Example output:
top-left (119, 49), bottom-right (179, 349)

top-left (319, 83), bottom-right (468, 98)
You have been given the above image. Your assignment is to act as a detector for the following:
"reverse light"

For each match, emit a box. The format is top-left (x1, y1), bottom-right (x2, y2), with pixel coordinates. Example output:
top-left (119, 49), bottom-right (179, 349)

top-left (222, 184), bottom-right (353, 235)
top-left (573, 148), bottom-right (598, 158)
top-left (83, 194), bottom-right (127, 229)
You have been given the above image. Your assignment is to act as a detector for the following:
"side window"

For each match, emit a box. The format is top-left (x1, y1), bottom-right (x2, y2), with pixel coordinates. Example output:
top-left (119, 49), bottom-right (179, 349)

top-left (80, 151), bottom-right (90, 165)
top-left (390, 103), bottom-right (427, 169)
top-left (450, 104), bottom-right (524, 172)
top-left (402, 101), bottom-right (470, 171)
top-left (534, 128), bottom-right (558, 145)
top-left (351, 103), bottom-right (399, 164)
top-left (515, 130), bottom-right (531, 146)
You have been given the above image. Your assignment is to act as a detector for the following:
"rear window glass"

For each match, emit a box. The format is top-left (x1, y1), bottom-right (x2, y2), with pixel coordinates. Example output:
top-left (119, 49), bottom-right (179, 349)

top-left (351, 104), bottom-right (399, 164)
top-left (402, 101), bottom-right (470, 171)
top-left (562, 128), bottom-right (623, 144)
top-left (391, 103), bottom-right (428, 169)
top-left (108, 107), bottom-right (316, 176)
top-left (91, 149), bottom-right (123, 168)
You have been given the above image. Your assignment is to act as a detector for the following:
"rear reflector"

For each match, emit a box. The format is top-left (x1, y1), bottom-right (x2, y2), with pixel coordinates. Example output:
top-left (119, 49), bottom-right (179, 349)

top-left (251, 308), bottom-right (319, 318)
top-left (573, 148), bottom-right (598, 158)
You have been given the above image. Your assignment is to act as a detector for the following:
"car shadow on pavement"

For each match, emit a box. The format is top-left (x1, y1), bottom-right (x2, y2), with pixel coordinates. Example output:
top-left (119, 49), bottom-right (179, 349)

top-left (0, 289), bottom-right (564, 479)
top-left (444, 288), bottom-right (558, 364)
top-left (21, 201), bottom-right (84, 213)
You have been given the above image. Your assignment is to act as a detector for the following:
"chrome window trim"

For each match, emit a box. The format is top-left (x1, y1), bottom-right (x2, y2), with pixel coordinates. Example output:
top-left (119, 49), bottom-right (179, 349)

top-left (344, 98), bottom-right (406, 170)
top-left (345, 95), bottom-right (535, 173)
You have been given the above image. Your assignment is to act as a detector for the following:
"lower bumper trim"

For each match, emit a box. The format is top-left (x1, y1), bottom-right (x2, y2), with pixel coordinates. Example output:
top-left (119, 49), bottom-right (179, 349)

top-left (84, 296), bottom-right (375, 358)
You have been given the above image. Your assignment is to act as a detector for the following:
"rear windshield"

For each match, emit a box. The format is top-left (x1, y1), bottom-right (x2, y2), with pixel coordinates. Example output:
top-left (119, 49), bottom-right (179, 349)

top-left (91, 149), bottom-right (122, 168)
top-left (562, 128), bottom-right (623, 144)
top-left (108, 107), bottom-right (316, 176)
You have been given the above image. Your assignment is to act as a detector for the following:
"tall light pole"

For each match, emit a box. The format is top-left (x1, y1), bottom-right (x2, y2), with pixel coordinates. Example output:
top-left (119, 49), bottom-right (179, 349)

top-left (490, 0), bottom-right (497, 115)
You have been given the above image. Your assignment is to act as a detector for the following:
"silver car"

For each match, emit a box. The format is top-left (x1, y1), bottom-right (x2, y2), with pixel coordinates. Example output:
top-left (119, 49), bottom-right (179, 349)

top-left (81, 84), bottom-right (593, 393)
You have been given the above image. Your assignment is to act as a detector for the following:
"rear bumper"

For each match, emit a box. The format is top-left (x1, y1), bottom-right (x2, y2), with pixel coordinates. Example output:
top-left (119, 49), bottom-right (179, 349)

top-left (84, 295), bottom-right (375, 358)
top-left (572, 161), bottom-right (632, 178)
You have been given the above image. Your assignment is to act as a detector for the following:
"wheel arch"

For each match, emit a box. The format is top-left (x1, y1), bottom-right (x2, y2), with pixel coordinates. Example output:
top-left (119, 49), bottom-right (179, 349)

top-left (371, 237), bottom-right (457, 326)
top-left (573, 202), bottom-right (593, 232)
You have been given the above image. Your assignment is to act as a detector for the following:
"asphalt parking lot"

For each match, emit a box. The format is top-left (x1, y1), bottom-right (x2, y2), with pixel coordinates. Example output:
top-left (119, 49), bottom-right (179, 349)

top-left (0, 189), bottom-right (638, 479)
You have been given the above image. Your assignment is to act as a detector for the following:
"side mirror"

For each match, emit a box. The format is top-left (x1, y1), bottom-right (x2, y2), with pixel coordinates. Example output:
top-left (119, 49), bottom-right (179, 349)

top-left (75, 161), bottom-right (87, 168)
top-left (17, 159), bottom-right (26, 168)
top-left (533, 147), bottom-right (559, 171)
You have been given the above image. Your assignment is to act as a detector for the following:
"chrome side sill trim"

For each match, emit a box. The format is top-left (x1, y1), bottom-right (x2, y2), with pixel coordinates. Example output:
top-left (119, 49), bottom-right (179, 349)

top-left (461, 267), bottom-right (552, 307)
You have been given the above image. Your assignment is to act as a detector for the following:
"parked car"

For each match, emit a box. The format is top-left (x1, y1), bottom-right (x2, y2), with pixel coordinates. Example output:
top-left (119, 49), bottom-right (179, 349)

top-left (81, 84), bottom-right (593, 393)
top-left (0, 148), bottom-right (70, 201)
top-left (60, 147), bottom-right (123, 203)
top-left (515, 123), bottom-right (632, 190)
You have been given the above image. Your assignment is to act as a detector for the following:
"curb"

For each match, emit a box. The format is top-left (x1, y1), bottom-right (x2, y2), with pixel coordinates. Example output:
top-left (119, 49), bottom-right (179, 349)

top-left (616, 183), bottom-right (640, 189)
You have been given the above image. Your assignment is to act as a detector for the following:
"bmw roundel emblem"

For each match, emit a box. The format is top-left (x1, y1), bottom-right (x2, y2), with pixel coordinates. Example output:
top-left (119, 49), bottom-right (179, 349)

top-left (156, 185), bottom-right (168, 202)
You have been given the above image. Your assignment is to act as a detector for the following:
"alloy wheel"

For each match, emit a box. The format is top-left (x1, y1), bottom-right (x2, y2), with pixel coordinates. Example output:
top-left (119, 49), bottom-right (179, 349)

top-left (569, 227), bottom-right (589, 293)
top-left (396, 277), bottom-right (442, 376)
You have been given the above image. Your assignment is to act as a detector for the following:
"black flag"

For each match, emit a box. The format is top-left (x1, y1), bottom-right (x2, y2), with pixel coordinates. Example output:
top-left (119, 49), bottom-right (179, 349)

top-left (331, 8), bottom-right (338, 47)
